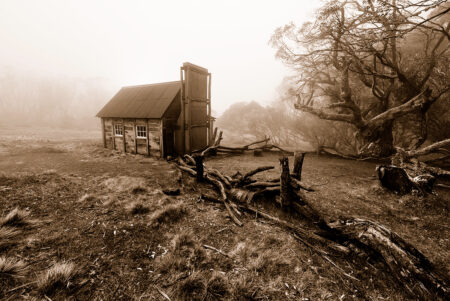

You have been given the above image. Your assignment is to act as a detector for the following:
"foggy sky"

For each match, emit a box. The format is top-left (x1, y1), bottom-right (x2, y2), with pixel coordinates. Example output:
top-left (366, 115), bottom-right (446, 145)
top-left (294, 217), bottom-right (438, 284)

top-left (0, 0), bottom-right (320, 115)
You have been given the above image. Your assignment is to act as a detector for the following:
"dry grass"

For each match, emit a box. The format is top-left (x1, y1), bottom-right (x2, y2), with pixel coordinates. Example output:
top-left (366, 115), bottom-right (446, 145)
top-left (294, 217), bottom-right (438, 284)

top-left (248, 250), bottom-right (291, 277)
top-left (0, 257), bottom-right (27, 282)
top-left (0, 208), bottom-right (31, 228)
top-left (0, 227), bottom-right (21, 250)
top-left (37, 262), bottom-right (77, 296)
top-left (149, 202), bottom-right (188, 226)
top-left (230, 275), bottom-right (262, 300)
top-left (205, 272), bottom-right (230, 301)
top-left (127, 201), bottom-right (150, 215)
top-left (130, 185), bottom-right (147, 194)
top-left (158, 231), bottom-right (208, 276)
top-left (175, 271), bottom-right (206, 301)
top-left (77, 193), bottom-right (98, 203)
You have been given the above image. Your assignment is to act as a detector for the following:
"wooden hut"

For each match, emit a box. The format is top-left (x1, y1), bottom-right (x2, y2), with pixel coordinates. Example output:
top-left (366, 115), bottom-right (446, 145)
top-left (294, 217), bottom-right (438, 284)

top-left (96, 62), bottom-right (212, 157)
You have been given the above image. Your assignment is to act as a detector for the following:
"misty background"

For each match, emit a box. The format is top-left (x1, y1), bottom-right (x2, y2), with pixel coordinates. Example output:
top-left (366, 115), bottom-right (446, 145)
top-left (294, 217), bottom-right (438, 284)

top-left (0, 0), bottom-right (320, 130)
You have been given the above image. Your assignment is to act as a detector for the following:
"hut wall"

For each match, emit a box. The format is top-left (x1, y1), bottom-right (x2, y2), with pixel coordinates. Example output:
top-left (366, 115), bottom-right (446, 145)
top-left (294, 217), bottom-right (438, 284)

top-left (124, 119), bottom-right (136, 154)
top-left (103, 118), bottom-right (114, 149)
top-left (102, 117), bottom-right (162, 157)
top-left (148, 119), bottom-right (162, 157)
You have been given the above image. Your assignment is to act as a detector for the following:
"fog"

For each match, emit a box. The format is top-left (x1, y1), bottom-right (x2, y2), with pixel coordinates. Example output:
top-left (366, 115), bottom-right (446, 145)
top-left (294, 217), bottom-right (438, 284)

top-left (0, 0), bottom-right (320, 129)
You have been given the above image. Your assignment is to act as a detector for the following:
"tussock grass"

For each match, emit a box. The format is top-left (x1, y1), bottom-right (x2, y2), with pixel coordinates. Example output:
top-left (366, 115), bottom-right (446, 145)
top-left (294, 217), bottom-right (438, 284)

top-left (0, 227), bottom-right (20, 250)
top-left (130, 185), bottom-right (147, 194)
top-left (37, 262), bottom-right (77, 295)
top-left (0, 208), bottom-right (31, 228)
top-left (149, 202), bottom-right (187, 226)
top-left (127, 201), bottom-right (150, 215)
top-left (175, 271), bottom-right (206, 301)
top-left (0, 257), bottom-right (27, 282)
top-left (231, 275), bottom-right (261, 300)
top-left (248, 250), bottom-right (291, 276)
top-left (158, 231), bottom-right (208, 276)
top-left (77, 193), bottom-right (98, 203)
top-left (205, 272), bottom-right (229, 301)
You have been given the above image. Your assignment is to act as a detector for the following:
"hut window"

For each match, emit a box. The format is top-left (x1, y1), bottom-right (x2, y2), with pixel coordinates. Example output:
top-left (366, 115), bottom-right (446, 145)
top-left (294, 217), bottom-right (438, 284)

top-left (136, 125), bottom-right (147, 139)
top-left (114, 124), bottom-right (123, 136)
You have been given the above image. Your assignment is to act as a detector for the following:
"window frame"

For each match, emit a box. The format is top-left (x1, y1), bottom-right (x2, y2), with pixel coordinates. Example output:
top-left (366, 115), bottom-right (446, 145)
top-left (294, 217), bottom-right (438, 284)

top-left (136, 125), bottom-right (147, 139)
top-left (114, 124), bottom-right (123, 137)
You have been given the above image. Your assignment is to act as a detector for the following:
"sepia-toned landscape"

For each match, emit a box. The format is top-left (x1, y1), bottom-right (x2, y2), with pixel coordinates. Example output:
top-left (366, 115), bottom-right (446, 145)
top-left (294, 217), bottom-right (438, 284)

top-left (1, 0), bottom-right (449, 300)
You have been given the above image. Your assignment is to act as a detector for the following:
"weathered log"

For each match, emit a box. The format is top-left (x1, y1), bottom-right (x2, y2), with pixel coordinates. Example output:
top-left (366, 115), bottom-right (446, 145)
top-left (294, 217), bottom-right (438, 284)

top-left (404, 138), bottom-right (450, 159)
top-left (214, 131), bottom-right (223, 146)
top-left (290, 178), bottom-right (315, 192)
top-left (243, 137), bottom-right (270, 149)
top-left (205, 174), bottom-right (243, 227)
top-left (175, 163), bottom-right (196, 177)
top-left (243, 181), bottom-right (279, 189)
top-left (208, 168), bottom-right (231, 188)
top-left (332, 218), bottom-right (449, 299)
top-left (376, 165), bottom-right (436, 194)
top-left (242, 166), bottom-right (274, 181)
top-left (376, 165), bottom-right (416, 194)
top-left (253, 149), bottom-right (263, 157)
top-left (239, 204), bottom-right (349, 255)
top-left (292, 152), bottom-right (306, 181)
top-left (183, 154), bottom-right (196, 166)
top-left (211, 127), bottom-right (218, 144)
top-left (201, 145), bottom-right (219, 157)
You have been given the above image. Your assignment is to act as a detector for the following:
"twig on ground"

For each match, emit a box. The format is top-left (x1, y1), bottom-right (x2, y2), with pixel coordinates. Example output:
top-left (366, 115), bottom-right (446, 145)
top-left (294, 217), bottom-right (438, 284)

top-left (155, 285), bottom-right (171, 301)
top-left (203, 244), bottom-right (230, 258)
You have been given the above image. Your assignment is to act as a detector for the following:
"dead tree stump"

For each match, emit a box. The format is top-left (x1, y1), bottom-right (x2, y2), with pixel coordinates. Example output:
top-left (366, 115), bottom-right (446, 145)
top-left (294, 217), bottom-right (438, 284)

top-left (194, 154), bottom-right (204, 182)
top-left (292, 152), bottom-right (306, 180)
top-left (279, 157), bottom-right (294, 208)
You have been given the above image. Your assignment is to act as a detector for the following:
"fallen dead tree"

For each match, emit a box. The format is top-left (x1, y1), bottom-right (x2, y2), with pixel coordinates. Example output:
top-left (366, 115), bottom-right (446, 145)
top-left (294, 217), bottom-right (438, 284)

top-left (174, 153), bottom-right (449, 299)
top-left (375, 139), bottom-right (450, 194)
top-left (196, 128), bottom-right (294, 157)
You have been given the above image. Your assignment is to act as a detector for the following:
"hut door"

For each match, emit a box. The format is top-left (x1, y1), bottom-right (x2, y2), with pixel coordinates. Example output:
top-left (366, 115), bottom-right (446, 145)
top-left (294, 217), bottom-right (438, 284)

top-left (163, 129), bottom-right (175, 157)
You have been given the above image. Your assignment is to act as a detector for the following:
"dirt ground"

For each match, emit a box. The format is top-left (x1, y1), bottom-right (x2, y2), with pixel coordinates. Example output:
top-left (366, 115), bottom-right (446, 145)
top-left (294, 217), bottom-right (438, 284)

top-left (0, 128), bottom-right (448, 300)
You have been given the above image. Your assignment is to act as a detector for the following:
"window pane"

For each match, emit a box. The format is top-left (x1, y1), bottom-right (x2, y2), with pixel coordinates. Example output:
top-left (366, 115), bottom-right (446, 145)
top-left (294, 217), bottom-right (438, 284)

top-left (136, 126), bottom-right (146, 138)
top-left (114, 124), bottom-right (123, 136)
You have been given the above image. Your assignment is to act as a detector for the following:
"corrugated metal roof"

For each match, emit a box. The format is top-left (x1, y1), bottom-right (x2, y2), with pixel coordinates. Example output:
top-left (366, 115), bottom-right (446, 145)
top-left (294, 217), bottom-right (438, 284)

top-left (96, 81), bottom-right (181, 118)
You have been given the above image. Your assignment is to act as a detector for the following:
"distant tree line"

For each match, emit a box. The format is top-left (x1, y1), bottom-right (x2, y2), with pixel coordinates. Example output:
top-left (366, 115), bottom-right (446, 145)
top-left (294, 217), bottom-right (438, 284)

top-left (0, 67), bottom-right (115, 130)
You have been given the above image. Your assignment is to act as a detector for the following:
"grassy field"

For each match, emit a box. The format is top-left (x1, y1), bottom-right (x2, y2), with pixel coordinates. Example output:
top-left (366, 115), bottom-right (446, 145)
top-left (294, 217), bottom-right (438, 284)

top-left (0, 128), bottom-right (448, 300)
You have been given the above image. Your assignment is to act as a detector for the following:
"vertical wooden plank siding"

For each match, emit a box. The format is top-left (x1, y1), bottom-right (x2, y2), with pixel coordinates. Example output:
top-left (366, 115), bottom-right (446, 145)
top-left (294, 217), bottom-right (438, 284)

top-left (208, 73), bottom-right (212, 145)
top-left (101, 118), bottom-right (106, 148)
top-left (111, 120), bottom-right (116, 149)
top-left (160, 119), bottom-right (165, 158)
top-left (133, 120), bottom-right (137, 154)
top-left (146, 119), bottom-right (150, 156)
top-left (185, 66), bottom-right (191, 153)
top-left (122, 124), bottom-right (126, 152)
top-left (180, 67), bottom-right (185, 154)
